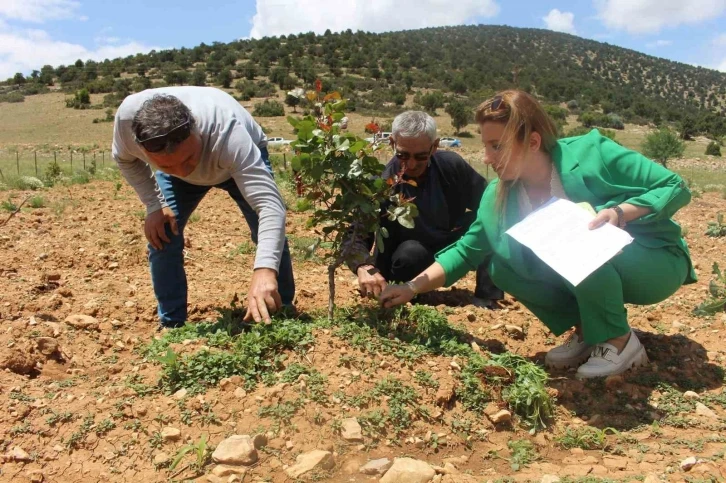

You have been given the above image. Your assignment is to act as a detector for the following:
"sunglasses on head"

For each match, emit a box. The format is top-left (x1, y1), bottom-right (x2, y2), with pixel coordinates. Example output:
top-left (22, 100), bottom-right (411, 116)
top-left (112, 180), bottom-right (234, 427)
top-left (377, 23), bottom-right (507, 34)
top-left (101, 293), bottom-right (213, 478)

top-left (490, 95), bottom-right (505, 111)
top-left (135, 120), bottom-right (191, 153)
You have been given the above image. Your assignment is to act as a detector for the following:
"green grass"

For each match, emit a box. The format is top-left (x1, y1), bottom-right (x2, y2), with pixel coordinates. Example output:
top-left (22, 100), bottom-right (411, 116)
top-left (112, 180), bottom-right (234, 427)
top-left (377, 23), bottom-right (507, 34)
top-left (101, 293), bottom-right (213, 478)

top-left (1, 198), bottom-right (17, 212)
top-left (508, 439), bottom-right (538, 471)
top-left (556, 426), bottom-right (619, 450)
top-left (188, 211), bottom-right (201, 223)
top-left (28, 195), bottom-right (45, 208)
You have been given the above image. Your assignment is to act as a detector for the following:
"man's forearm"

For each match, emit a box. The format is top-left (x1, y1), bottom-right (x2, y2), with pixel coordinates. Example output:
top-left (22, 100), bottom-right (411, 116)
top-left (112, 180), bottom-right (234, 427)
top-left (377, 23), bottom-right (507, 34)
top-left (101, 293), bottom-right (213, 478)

top-left (115, 156), bottom-right (165, 213)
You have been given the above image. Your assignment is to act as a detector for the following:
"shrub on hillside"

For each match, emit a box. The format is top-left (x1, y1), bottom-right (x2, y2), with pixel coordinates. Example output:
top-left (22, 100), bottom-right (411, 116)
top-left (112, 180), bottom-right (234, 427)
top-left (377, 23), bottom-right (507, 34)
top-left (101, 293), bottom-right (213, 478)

top-left (0, 92), bottom-right (25, 103)
top-left (642, 128), bottom-right (685, 168)
top-left (706, 141), bottom-right (722, 157)
top-left (253, 99), bottom-right (285, 117)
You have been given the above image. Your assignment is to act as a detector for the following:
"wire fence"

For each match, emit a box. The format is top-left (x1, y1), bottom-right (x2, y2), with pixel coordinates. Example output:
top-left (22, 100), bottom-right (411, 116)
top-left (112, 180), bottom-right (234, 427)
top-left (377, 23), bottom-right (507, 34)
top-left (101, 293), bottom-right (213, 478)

top-left (0, 149), bottom-right (110, 180)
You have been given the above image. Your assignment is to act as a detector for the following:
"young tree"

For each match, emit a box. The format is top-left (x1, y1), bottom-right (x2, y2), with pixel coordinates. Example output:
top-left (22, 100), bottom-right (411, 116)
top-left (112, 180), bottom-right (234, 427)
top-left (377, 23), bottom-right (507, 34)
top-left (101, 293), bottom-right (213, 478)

top-left (192, 68), bottom-right (207, 86)
top-left (289, 82), bottom-right (417, 320)
top-left (285, 88), bottom-right (303, 112)
top-left (641, 128), bottom-right (685, 168)
top-left (12, 73), bottom-right (26, 85)
top-left (445, 100), bottom-right (472, 134)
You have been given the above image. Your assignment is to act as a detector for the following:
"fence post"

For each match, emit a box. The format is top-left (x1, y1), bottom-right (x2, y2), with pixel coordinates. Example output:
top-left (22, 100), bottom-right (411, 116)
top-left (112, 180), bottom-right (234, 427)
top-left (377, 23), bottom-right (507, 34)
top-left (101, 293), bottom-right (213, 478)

top-left (70, 151), bottom-right (73, 171)
top-left (102, 150), bottom-right (105, 166)
top-left (54, 151), bottom-right (57, 167)
top-left (283, 153), bottom-right (287, 169)
top-left (82, 152), bottom-right (85, 171)
top-left (16, 151), bottom-right (19, 176)
top-left (34, 151), bottom-right (38, 177)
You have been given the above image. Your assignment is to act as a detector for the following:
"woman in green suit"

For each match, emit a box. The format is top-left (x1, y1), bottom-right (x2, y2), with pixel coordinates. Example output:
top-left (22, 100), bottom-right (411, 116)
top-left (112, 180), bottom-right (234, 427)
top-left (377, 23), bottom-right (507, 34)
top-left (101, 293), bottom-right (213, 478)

top-left (379, 90), bottom-right (696, 379)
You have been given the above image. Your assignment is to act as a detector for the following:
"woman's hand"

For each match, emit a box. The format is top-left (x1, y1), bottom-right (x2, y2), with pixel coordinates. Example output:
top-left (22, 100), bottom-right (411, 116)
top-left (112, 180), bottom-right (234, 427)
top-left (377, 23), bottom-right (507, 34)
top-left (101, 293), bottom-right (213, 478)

top-left (379, 283), bottom-right (415, 308)
top-left (588, 208), bottom-right (619, 230)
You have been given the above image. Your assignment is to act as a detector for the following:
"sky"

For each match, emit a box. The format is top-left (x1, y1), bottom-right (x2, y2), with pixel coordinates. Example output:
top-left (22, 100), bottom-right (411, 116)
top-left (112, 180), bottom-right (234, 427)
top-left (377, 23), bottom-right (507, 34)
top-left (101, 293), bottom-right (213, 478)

top-left (0, 0), bottom-right (725, 79)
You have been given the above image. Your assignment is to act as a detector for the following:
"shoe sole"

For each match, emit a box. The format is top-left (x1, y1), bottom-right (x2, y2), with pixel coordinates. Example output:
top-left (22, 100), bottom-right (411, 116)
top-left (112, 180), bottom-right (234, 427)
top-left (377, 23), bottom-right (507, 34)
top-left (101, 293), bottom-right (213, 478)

top-left (575, 346), bottom-right (649, 380)
top-left (545, 350), bottom-right (592, 370)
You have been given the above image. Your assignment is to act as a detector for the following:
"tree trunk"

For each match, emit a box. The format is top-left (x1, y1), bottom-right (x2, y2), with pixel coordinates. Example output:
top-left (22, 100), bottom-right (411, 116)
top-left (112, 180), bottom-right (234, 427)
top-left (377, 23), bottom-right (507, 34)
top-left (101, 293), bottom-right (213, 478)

top-left (327, 263), bottom-right (337, 321)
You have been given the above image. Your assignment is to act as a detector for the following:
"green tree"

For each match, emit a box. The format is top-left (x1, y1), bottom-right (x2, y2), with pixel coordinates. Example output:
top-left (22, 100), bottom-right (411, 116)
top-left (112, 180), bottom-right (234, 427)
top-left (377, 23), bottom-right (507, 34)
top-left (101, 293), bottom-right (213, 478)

top-left (445, 100), bottom-right (472, 134)
top-left (243, 63), bottom-right (257, 80)
top-left (641, 128), bottom-right (685, 168)
top-left (217, 68), bottom-right (233, 88)
top-left (192, 68), bottom-right (207, 86)
top-left (12, 72), bottom-right (26, 85)
top-left (420, 91), bottom-right (444, 115)
top-left (679, 116), bottom-right (696, 140)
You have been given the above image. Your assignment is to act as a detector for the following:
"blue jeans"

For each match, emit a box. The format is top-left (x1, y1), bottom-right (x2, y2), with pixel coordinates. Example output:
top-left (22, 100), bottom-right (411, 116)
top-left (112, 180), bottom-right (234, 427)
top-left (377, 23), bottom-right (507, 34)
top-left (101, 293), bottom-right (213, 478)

top-left (149, 171), bottom-right (295, 326)
top-left (259, 146), bottom-right (273, 176)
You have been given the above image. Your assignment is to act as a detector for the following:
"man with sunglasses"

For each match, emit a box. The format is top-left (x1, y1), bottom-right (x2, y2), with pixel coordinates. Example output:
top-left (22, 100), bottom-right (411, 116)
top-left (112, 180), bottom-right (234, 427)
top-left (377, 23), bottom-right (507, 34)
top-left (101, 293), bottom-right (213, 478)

top-left (112, 86), bottom-right (295, 328)
top-left (348, 111), bottom-right (503, 308)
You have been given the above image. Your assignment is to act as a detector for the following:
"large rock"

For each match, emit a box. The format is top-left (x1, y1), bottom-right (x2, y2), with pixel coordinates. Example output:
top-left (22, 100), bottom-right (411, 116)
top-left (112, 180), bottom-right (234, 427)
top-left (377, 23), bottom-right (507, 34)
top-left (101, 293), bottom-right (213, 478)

top-left (0, 349), bottom-right (37, 375)
top-left (285, 450), bottom-right (335, 478)
top-left (212, 435), bottom-right (258, 466)
top-left (64, 314), bottom-right (99, 330)
top-left (380, 458), bottom-right (436, 483)
top-left (7, 446), bottom-right (32, 462)
top-left (695, 402), bottom-right (718, 419)
top-left (341, 418), bottom-right (363, 442)
top-left (212, 465), bottom-right (247, 477)
top-left (35, 338), bottom-right (60, 356)
top-left (359, 458), bottom-right (392, 476)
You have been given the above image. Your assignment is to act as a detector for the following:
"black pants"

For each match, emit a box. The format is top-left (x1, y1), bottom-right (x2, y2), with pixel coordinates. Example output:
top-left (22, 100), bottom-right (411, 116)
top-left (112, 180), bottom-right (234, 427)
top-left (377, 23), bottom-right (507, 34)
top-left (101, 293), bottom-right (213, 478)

top-left (375, 239), bottom-right (503, 300)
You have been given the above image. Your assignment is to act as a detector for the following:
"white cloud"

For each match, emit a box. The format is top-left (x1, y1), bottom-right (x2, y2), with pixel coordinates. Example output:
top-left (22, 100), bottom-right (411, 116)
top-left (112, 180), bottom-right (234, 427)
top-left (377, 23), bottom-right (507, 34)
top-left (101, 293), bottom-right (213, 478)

top-left (95, 36), bottom-right (121, 44)
top-left (0, 23), bottom-right (160, 78)
top-left (595, 0), bottom-right (726, 34)
top-left (78, 15), bottom-right (88, 21)
top-left (542, 9), bottom-right (576, 34)
top-left (646, 39), bottom-right (673, 47)
top-left (249, 0), bottom-right (500, 38)
top-left (0, 0), bottom-right (80, 23)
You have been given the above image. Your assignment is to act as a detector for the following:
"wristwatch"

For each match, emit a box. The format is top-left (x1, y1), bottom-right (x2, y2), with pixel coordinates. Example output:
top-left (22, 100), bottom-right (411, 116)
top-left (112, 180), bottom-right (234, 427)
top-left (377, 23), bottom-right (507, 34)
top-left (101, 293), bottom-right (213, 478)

top-left (612, 205), bottom-right (626, 229)
top-left (366, 266), bottom-right (381, 276)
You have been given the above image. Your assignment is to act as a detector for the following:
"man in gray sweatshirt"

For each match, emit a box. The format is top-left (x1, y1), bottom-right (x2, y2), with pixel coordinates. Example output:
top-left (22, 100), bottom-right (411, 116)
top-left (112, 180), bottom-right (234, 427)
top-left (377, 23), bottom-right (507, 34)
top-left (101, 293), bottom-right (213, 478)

top-left (112, 86), bottom-right (295, 327)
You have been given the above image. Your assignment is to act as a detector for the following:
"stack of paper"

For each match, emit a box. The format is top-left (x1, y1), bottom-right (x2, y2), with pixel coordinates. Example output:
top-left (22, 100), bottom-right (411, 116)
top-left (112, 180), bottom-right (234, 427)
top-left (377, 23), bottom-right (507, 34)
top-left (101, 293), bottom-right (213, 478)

top-left (505, 198), bottom-right (634, 286)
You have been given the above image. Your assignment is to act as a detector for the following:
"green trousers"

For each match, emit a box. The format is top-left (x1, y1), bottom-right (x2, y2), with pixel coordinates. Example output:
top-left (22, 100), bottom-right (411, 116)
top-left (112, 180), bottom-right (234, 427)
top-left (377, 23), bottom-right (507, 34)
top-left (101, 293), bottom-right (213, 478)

top-left (491, 242), bottom-right (690, 345)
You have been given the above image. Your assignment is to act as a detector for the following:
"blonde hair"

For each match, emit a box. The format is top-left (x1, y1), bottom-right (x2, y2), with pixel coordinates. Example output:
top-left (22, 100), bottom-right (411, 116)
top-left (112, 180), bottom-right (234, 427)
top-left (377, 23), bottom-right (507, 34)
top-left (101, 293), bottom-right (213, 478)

top-left (475, 90), bottom-right (558, 211)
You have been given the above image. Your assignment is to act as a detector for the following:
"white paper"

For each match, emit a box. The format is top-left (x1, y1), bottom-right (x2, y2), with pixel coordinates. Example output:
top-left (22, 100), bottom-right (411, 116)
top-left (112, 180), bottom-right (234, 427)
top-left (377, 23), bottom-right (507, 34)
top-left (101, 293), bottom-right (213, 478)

top-left (505, 198), bottom-right (634, 286)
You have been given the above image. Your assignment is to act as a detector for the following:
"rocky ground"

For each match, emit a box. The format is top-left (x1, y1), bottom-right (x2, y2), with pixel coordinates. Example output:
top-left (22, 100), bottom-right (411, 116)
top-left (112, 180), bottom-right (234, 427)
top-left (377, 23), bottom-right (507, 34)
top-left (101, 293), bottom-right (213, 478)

top-left (0, 179), bottom-right (725, 483)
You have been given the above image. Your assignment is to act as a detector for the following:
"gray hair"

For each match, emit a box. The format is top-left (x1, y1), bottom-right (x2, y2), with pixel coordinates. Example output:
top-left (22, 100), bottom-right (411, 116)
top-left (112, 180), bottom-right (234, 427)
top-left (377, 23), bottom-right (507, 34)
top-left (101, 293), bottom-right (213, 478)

top-left (391, 111), bottom-right (438, 143)
top-left (132, 94), bottom-right (195, 153)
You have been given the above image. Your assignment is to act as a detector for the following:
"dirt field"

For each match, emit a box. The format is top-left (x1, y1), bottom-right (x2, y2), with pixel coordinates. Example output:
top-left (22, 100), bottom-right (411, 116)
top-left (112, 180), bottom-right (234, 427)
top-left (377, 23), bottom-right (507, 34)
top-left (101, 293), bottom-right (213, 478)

top-left (0, 174), bottom-right (725, 483)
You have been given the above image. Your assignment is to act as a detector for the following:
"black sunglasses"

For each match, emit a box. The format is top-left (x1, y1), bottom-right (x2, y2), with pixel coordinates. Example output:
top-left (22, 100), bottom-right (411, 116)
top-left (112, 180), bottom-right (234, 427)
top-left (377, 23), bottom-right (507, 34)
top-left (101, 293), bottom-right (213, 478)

top-left (135, 120), bottom-right (191, 153)
top-left (491, 95), bottom-right (505, 111)
top-left (394, 143), bottom-right (434, 162)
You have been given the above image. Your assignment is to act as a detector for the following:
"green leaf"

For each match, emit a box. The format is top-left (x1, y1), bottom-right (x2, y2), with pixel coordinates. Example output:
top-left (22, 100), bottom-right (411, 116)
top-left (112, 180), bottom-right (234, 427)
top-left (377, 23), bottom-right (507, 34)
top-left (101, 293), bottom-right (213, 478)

top-left (380, 227), bottom-right (389, 238)
top-left (376, 229), bottom-right (386, 253)
top-left (398, 215), bottom-right (415, 229)
top-left (332, 112), bottom-right (345, 122)
top-left (287, 116), bottom-right (300, 129)
top-left (291, 156), bottom-right (302, 171)
top-left (169, 445), bottom-right (193, 470)
top-left (349, 140), bottom-right (367, 153)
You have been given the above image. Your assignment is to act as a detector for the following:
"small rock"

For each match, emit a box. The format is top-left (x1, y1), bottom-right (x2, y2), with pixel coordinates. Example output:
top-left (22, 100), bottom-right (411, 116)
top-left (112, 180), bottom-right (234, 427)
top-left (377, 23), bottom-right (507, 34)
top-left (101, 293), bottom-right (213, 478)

top-left (108, 262), bottom-right (119, 269)
top-left (681, 456), bottom-right (698, 471)
top-left (504, 324), bottom-right (524, 339)
top-left (466, 312), bottom-right (476, 322)
top-left (341, 418), bottom-right (363, 443)
top-left (450, 359), bottom-right (461, 371)
top-left (161, 427), bottom-right (181, 441)
top-left (604, 374), bottom-right (624, 390)
top-left (64, 314), bottom-right (98, 330)
top-left (695, 402), bottom-right (717, 419)
top-left (154, 452), bottom-right (170, 466)
top-left (541, 476), bottom-right (560, 483)
top-left (672, 320), bottom-right (687, 329)
top-left (442, 456), bottom-right (468, 466)
top-left (359, 458), bottom-right (392, 476)
top-left (233, 387), bottom-right (247, 398)
top-left (442, 476), bottom-right (479, 483)
top-left (212, 465), bottom-right (247, 477)
top-left (36, 337), bottom-right (60, 356)
top-left (488, 409), bottom-right (511, 424)
top-left (643, 474), bottom-right (660, 483)
top-left (173, 388), bottom-right (188, 400)
top-left (380, 457), bottom-right (436, 483)
top-left (212, 435), bottom-right (258, 466)
top-left (570, 448), bottom-right (584, 455)
top-left (44, 273), bottom-right (61, 282)
top-left (26, 470), bottom-right (44, 483)
top-left (285, 450), bottom-right (335, 478)
top-left (286, 440), bottom-right (294, 450)
top-left (8, 446), bottom-right (32, 462)
top-left (380, 360), bottom-right (390, 369)
top-left (581, 456), bottom-right (599, 465)
top-left (683, 391), bottom-right (700, 400)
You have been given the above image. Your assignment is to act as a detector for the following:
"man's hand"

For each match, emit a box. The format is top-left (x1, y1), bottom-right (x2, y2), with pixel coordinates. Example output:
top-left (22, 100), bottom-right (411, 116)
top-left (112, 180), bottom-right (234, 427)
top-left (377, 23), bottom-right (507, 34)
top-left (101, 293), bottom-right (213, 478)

top-left (145, 207), bottom-right (178, 250)
top-left (244, 268), bottom-right (282, 324)
top-left (356, 265), bottom-right (388, 299)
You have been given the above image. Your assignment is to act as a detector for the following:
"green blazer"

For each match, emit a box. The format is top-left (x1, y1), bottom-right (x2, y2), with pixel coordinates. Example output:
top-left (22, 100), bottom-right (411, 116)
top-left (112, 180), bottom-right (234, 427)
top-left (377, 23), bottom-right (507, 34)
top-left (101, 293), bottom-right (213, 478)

top-left (436, 129), bottom-right (697, 287)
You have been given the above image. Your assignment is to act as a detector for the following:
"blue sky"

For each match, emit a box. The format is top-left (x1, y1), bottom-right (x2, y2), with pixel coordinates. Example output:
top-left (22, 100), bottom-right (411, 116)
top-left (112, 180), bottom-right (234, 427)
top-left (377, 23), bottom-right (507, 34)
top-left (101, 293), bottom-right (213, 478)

top-left (1, 0), bottom-right (725, 79)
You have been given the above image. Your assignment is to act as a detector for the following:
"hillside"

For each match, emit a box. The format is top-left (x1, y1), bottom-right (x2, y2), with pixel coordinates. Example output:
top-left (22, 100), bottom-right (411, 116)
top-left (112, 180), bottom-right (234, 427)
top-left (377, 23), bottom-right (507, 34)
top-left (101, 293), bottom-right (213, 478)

top-left (1, 25), bottom-right (726, 138)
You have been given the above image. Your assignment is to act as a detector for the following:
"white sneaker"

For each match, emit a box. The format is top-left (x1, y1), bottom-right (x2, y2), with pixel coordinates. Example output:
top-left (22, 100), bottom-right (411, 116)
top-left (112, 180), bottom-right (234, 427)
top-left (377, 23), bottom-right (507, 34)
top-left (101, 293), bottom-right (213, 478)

top-left (544, 333), bottom-right (592, 369)
top-left (576, 331), bottom-right (649, 379)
